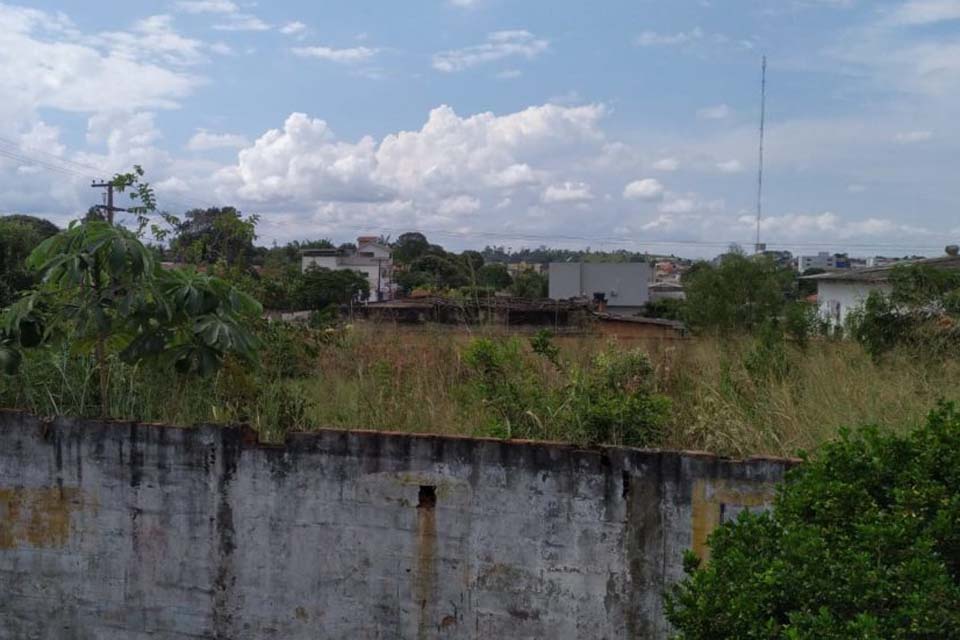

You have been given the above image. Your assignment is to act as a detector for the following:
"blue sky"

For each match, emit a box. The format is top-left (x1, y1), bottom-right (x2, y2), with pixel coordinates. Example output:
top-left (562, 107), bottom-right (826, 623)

top-left (2, 0), bottom-right (960, 257)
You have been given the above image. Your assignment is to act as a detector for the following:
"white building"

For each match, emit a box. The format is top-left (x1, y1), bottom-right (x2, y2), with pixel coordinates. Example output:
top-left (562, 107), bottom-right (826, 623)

top-left (797, 252), bottom-right (850, 272)
top-left (301, 237), bottom-right (394, 301)
top-left (803, 250), bottom-right (960, 327)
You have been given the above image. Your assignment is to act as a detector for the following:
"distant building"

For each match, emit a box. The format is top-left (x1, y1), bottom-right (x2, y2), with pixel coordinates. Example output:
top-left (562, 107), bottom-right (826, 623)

top-left (797, 252), bottom-right (850, 272)
top-left (649, 282), bottom-right (685, 301)
top-left (802, 248), bottom-right (960, 327)
top-left (506, 261), bottom-right (547, 277)
top-left (549, 262), bottom-right (652, 315)
top-left (301, 236), bottom-right (394, 301)
top-left (864, 255), bottom-right (926, 268)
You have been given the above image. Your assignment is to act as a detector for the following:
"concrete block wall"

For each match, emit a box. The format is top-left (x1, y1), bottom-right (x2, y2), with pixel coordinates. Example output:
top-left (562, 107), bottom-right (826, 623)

top-left (0, 410), bottom-right (792, 639)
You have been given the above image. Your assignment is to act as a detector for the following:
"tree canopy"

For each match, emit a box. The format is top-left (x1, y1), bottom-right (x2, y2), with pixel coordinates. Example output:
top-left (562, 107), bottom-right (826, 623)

top-left (666, 404), bottom-right (960, 639)
top-left (683, 252), bottom-right (796, 333)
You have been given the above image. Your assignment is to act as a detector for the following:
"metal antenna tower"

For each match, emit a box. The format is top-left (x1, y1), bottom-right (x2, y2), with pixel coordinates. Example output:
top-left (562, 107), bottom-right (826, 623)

top-left (754, 55), bottom-right (767, 254)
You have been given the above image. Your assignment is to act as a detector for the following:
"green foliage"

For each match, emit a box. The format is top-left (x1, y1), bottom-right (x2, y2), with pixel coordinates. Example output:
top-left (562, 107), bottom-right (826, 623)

top-left (847, 290), bottom-right (910, 359)
top-left (665, 404), bottom-right (960, 639)
top-left (742, 321), bottom-right (789, 382)
top-left (0, 216), bottom-right (57, 306)
top-left (889, 263), bottom-right (960, 307)
top-left (683, 252), bottom-right (795, 333)
top-left (392, 232), bottom-right (431, 265)
top-left (509, 269), bottom-right (548, 299)
top-left (1, 221), bottom-right (262, 412)
top-left (107, 165), bottom-right (156, 233)
top-left (847, 265), bottom-right (960, 360)
top-left (783, 301), bottom-right (819, 349)
top-left (296, 266), bottom-right (368, 310)
top-left (463, 337), bottom-right (545, 439)
top-left (463, 336), bottom-right (670, 446)
top-left (477, 263), bottom-right (513, 290)
top-left (165, 207), bottom-right (260, 268)
top-left (643, 298), bottom-right (686, 321)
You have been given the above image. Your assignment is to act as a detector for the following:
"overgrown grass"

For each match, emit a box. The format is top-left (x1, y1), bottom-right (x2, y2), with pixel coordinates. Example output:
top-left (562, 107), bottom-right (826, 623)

top-left (2, 322), bottom-right (957, 457)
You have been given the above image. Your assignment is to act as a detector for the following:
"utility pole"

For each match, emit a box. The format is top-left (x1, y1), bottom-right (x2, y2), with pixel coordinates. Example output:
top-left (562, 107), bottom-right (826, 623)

top-left (90, 180), bottom-right (127, 224)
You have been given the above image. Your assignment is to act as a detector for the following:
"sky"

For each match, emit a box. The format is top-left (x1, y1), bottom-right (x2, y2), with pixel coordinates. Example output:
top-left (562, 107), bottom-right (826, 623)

top-left (2, 0), bottom-right (960, 257)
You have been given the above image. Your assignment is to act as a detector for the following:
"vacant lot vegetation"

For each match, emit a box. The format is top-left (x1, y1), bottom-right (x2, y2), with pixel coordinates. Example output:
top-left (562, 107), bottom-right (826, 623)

top-left (2, 321), bottom-right (957, 457)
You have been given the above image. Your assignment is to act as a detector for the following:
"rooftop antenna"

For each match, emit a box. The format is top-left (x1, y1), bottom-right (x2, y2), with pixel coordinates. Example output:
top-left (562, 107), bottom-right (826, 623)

top-left (754, 55), bottom-right (767, 255)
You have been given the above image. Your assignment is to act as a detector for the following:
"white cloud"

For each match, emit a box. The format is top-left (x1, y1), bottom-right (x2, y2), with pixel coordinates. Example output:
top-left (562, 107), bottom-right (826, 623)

top-left (213, 14), bottom-right (270, 31)
top-left (895, 130), bottom-right (933, 143)
top-left (174, 0), bottom-right (238, 13)
top-left (19, 121), bottom-right (65, 158)
top-left (187, 130), bottom-right (249, 151)
top-left (651, 157), bottom-right (680, 171)
top-left (696, 103), bottom-right (731, 120)
top-left (635, 27), bottom-right (703, 47)
top-left (716, 159), bottom-right (743, 173)
top-left (292, 45), bottom-right (379, 63)
top-left (99, 14), bottom-right (209, 66)
top-left (433, 30), bottom-right (548, 72)
top-left (209, 103), bottom-right (607, 223)
top-left (623, 178), bottom-right (664, 201)
top-left (888, 0), bottom-right (960, 25)
top-left (437, 195), bottom-right (481, 215)
top-left (744, 211), bottom-right (935, 241)
top-left (542, 181), bottom-right (593, 203)
top-left (496, 69), bottom-right (522, 80)
top-left (0, 5), bottom-right (199, 117)
top-left (280, 21), bottom-right (307, 35)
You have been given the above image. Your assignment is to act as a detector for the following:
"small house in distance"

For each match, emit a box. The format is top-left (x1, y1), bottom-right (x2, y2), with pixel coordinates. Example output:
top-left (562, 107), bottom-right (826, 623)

top-left (302, 236), bottom-right (394, 301)
top-left (548, 262), bottom-right (652, 315)
top-left (803, 246), bottom-right (960, 327)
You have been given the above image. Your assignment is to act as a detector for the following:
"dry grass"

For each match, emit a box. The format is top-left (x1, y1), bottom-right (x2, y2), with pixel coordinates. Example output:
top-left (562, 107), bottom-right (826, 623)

top-left (5, 322), bottom-right (959, 457)
top-left (265, 325), bottom-right (960, 457)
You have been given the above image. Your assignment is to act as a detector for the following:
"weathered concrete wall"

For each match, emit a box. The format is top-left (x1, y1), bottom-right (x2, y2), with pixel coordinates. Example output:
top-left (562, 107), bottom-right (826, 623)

top-left (0, 410), bottom-right (792, 639)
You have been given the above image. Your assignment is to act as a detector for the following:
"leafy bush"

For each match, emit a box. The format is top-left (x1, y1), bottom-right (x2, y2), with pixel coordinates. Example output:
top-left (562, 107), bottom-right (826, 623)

top-left (683, 252), bottom-right (795, 333)
top-left (463, 334), bottom-right (670, 446)
top-left (643, 298), bottom-right (686, 321)
top-left (665, 404), bottom-right (960, 639)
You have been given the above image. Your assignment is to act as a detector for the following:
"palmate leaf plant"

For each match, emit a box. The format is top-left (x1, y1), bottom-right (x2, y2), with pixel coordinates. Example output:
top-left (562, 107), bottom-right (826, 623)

top-left (1, 220), bottom-right (261, 415)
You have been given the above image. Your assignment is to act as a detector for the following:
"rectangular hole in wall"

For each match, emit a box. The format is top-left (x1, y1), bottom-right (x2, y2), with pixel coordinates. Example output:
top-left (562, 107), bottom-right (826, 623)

top-left (418, 485), bottom-right (436, 509)
top-left (622, 471), bottom-right (631, 499)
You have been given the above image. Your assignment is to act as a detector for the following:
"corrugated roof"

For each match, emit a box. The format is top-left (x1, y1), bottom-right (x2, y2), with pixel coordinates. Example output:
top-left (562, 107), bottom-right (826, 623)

top-left (801, 255), bottom-right (960, 283)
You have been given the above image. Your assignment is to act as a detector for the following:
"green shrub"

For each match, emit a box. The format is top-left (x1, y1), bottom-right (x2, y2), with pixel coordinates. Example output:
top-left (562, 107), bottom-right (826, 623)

top-left (665, 404), bottom-right (960, 639)
top-left (463, 336), bottom-right (670, 446)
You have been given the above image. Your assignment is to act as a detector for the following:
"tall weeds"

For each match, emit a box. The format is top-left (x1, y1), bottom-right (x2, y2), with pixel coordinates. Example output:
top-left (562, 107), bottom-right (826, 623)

top-left (1, 322), bottom-right (956, 457)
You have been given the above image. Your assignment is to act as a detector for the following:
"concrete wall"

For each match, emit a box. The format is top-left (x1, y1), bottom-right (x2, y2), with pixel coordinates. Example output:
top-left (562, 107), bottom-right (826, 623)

top-left (0, 410), bottom-right (791, 640)
top-left (549, 263), bottom-right (652, 308)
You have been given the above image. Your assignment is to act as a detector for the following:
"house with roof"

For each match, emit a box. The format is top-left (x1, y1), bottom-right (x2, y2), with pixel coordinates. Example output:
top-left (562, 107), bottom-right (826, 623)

top-left (803, 247), bottom-right (960, 327)
top-left (301, 236), bottom-right (394, 301)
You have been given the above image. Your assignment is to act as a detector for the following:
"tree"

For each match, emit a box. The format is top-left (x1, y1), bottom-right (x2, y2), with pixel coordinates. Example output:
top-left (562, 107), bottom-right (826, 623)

top-left (0, 214), bottom-right (59, 238)
top-left (167, 207), bottom-right (259, 267)
top-left (0, 216), bottom-right (58, 307)
top-left (477, 263), bottom-right (513, 290)
top-left (461, 250), bottom-right (485, 273)
top-left (510, 269), bottom-right (548, 299)
top-left (683, 252), bottom-right (795, 333)
top-left (1, 222), bottom-right (262, 412)
top-left (295, 267), bottom-right (369, 310)
top-left (665, 404), bottom-right (960, 639)
top-left (392, 232), bottom-right (430, 265)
